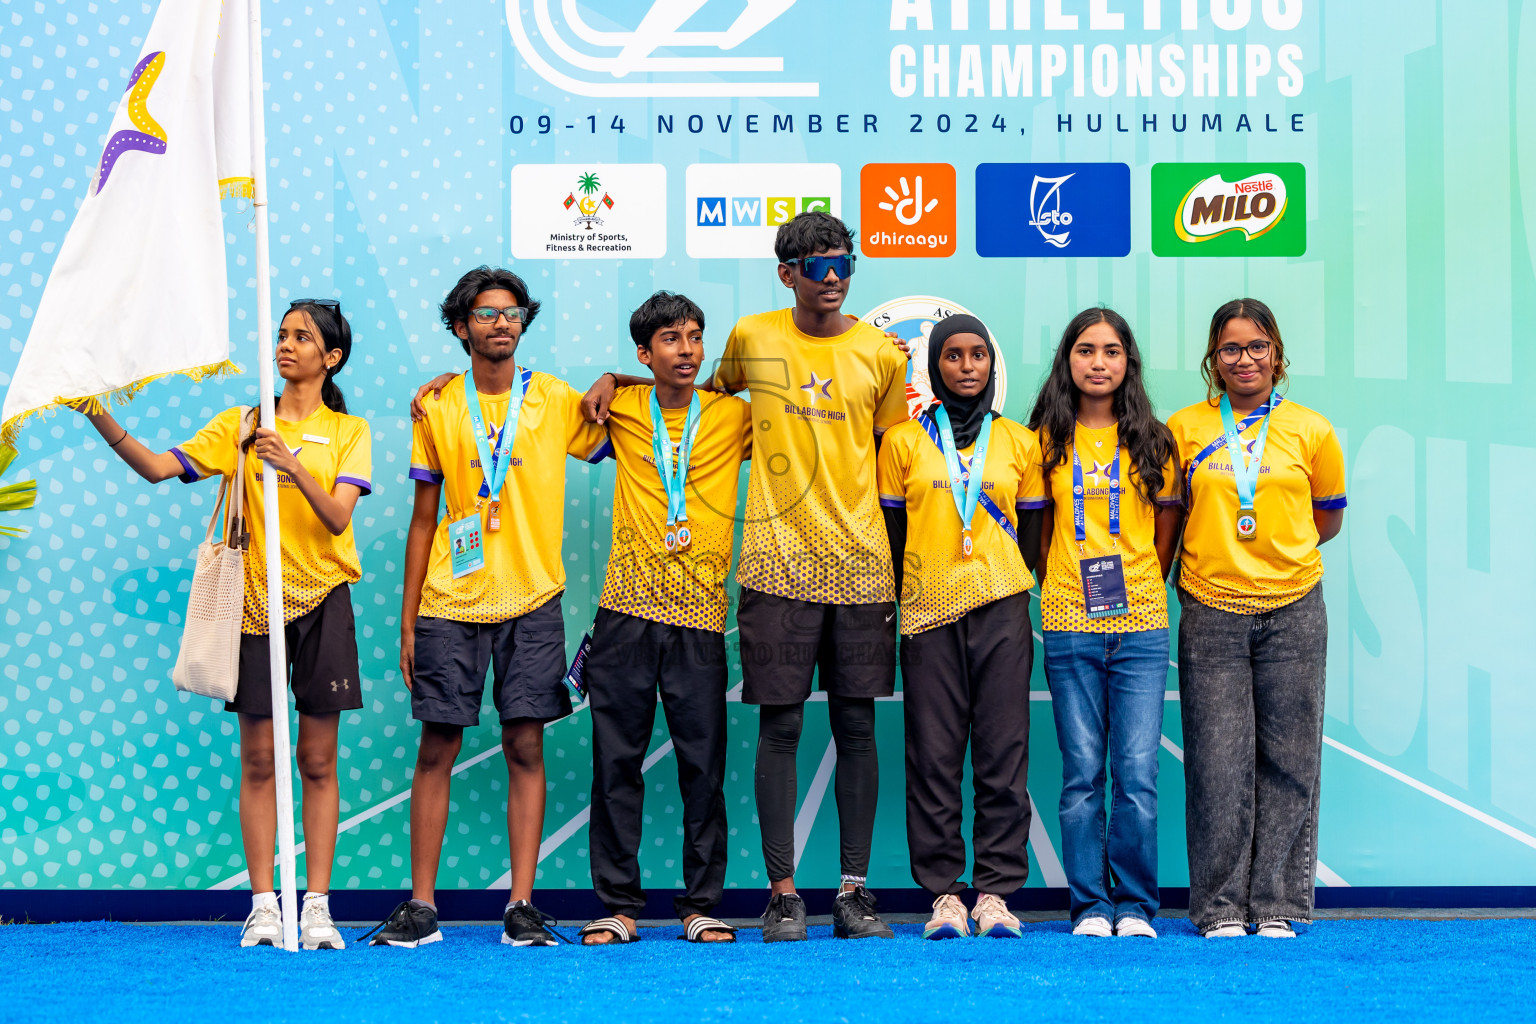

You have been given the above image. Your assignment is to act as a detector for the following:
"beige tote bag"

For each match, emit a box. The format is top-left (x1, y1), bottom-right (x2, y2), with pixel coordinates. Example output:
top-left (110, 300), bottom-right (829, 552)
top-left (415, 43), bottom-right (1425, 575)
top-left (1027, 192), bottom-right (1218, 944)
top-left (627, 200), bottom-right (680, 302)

top-left (172, 409), bottom-right (254, 701)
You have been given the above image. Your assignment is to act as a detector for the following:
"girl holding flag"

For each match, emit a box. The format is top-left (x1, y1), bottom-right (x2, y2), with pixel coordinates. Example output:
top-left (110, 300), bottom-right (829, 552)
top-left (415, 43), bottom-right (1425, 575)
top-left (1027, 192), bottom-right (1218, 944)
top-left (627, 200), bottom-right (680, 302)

top-left (1167, 298), bottom-right (1346, 939)
top-left (876, 314), bottom-right (1048, 941)
top-left (1029, 308), bottom-right (1183, 939)
top-left (76, 300), bottom-right (371, 950)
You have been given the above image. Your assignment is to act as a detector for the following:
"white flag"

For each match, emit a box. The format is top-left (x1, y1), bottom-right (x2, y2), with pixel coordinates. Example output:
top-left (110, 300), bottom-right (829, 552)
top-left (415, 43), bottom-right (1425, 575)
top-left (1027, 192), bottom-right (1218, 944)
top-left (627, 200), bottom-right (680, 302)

top-left (1, 0), bottom-right (255, 451)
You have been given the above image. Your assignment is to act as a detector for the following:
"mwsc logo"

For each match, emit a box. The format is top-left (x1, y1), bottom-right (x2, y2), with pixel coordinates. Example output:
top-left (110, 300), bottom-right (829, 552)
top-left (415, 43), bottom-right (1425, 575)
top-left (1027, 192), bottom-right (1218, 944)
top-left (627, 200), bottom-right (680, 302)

top-left (685, 163), bottom-right (840, 258)
top-left (1151, 163), bottom-right (1306, 257)
top-left (504, 0), bottom-right (817, 98)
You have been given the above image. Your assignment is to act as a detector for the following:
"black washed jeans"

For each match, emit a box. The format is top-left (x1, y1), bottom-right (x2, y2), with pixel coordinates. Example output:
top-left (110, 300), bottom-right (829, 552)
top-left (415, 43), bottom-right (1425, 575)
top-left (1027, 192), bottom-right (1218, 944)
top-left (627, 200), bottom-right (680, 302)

top-left (1177, 585), bottom-right (1326, 932)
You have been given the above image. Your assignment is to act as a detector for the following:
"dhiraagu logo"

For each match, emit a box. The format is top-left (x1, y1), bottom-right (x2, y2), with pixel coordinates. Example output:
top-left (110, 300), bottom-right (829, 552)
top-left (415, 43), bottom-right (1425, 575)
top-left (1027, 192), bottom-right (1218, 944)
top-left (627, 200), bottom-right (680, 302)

top-left (1151, 162), bottom-right (1306, 257)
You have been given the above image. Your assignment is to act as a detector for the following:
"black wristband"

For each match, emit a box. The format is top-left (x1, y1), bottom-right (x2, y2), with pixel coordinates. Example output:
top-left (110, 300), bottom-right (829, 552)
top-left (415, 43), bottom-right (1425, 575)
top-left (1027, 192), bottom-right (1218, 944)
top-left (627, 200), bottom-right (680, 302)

top-left (108, 429), bottom-right (129, 448)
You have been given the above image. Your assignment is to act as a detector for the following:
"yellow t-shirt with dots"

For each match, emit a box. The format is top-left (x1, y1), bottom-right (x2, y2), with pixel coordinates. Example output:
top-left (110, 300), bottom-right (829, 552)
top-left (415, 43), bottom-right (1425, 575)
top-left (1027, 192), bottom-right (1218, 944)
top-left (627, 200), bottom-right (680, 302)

top-left (713, 308), bottom-right (909, 606)
top-left (173, 404), bottom-right (373, 635)
top-left (408, 371), bottom-right (611, 623)
top-left (1168, 396), bottom-right (1347, 615)
top-left (876, 416), bottom-right (1048, 635)
top-left (1039, 423), bottom-right (1181, 633)
top-left (598, 386), bottom-right (752, 633)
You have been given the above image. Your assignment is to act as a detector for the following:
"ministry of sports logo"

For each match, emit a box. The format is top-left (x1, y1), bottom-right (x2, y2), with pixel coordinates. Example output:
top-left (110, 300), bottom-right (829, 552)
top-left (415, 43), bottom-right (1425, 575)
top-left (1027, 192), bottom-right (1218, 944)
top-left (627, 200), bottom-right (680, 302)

top-left (564, 170), bottom-right (615, 231)
top-left (505, 0), bottom-right (817, 98)
top-left (511, 163), bottom-right (667, 259)
top-left (861, 296), bottom-right (1008, 420)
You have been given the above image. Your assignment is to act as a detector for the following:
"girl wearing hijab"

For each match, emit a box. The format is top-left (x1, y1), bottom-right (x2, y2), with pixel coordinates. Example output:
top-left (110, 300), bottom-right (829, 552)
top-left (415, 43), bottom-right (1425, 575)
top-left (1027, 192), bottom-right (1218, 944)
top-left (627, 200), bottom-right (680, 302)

top-left (1028, 308), bottom-right (1183, 938)
top-left (77, 300), bottom-right (372, 951)
top-left (876, 314), bottom-right (1048, 940)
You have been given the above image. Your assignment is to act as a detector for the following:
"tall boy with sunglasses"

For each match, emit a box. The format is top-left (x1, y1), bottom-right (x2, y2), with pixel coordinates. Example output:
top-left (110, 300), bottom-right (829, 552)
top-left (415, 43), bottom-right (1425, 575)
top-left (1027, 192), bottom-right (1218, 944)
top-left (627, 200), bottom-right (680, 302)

top-left (371, 266), bottom-right (610, 949)
top-left (585, 212), bottom-right (908, 941)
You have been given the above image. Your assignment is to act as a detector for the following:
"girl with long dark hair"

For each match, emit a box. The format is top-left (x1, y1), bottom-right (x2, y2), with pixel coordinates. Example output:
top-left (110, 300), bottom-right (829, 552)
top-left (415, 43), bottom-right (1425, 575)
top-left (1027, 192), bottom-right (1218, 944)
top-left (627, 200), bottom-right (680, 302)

top-left (78, 300), bottom-right (372, 950)
top-left (1028, 308), bottom-right (1182, 938)
top-left (1167, 298), bottom-right (1345, 938)
top-left (878, 314), bottom-right (1048, 940)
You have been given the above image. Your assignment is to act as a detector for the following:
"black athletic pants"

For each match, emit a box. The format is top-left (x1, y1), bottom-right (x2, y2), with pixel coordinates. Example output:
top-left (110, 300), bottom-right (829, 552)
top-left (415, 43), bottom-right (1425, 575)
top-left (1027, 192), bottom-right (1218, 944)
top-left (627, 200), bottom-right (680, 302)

top-left (754, 695), bottom-right (879, 884)
top-left (586, 608), bottom-right (729, 920)
top-left (900, 590), bottom-right (1034, 896)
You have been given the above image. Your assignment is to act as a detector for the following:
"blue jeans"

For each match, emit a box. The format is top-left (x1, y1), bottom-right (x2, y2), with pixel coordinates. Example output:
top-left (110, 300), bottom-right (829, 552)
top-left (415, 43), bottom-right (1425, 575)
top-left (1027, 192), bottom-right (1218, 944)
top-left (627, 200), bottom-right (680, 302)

top-left (1043, 628), bottom-right (1169, 925)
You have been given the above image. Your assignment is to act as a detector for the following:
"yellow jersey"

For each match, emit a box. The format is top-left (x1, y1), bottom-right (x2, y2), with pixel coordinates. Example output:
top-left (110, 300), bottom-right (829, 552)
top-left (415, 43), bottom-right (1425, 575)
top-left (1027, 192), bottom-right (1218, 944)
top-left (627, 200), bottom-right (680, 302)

top-left (714, 308), bottom-right (909, 605)
top-left (598, 386), bottom-right (752, 633)
top-left (876, 415), bottom-right (1048, 635)
top-left (1038, 423), bottom-right (1182, 633)
top-left (173, 404), bottom-right (373, 635)
top-left (1168, 396), bottom-right (1346, 614)
top-left (409, 371), bottom-right (611, 623)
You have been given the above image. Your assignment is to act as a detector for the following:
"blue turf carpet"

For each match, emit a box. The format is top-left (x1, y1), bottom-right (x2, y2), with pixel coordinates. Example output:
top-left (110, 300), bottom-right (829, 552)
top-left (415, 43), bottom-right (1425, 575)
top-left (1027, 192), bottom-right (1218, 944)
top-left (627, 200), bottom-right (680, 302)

top-left (1, 918), bottom-right (1532, 1023)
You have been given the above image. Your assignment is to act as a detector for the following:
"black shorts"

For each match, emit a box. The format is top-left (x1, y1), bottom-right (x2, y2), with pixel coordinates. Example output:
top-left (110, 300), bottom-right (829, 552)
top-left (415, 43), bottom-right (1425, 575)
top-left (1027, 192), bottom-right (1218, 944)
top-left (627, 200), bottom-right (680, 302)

top-left (230, 583), bottom-right (363, 717)
top-left (736, 587), bottom-right (896, 705)
top-left (410, 594), bottom-right (570, 726)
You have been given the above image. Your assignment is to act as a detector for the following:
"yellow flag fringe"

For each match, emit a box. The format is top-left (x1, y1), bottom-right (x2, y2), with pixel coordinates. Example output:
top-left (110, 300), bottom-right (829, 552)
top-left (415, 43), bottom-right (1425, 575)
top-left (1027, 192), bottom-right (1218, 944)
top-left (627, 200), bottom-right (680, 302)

top-left (0, 358), bottom-right (242, 456)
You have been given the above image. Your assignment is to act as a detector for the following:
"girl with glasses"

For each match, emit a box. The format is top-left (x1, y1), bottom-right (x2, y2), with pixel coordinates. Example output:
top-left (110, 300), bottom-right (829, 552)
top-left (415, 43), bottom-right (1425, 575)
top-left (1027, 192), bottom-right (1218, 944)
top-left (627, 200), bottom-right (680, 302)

top-left (1166, 298), bottom-right (1346, 938)
top-left (1028, 308), bottom-right (1182, 939)
top-left (77, 300), bottom-right (372, 950)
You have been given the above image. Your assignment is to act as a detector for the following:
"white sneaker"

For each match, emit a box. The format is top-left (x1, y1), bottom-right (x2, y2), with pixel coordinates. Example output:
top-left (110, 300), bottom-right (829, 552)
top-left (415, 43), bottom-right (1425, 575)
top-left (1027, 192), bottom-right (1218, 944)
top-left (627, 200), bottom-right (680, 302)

top-left (1204, 923), bottom-right (1247, 938)
top-left (1114, 916), bottom-right (1157, 938)
top-left (1255, 919), bottom-right (1296, 938)
top-left (971, 893), bottom-right (1022, 938)
top-left (1072, 916), bottom-right (1113, 937)
top-left (240, 902), bottom-right (282, 947)
top-left (301, 896), bottom-right (346, 950)
top-left (924, 893), bottom-right (971, 940)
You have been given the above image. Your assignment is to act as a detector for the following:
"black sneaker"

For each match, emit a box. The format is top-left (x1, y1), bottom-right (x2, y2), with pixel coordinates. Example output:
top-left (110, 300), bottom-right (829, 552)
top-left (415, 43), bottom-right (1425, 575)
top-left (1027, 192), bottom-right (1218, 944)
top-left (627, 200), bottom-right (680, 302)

top-left (761, 892), bottom-right (808, 943)
top-left (502, 900), bottom-right (565, 946)
top-left (365, 900), bottom-right (443, 947)
top-left (832, 886), bottom-right (895, 940)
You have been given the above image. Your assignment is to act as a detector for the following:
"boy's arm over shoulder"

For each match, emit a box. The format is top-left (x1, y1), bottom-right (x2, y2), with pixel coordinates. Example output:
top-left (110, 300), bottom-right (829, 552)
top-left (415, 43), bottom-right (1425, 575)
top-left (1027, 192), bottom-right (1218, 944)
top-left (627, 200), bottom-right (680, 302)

top-left (552, 375), bottom-right (612, 463)
top-left (711, 317), bottom-right (754, 394)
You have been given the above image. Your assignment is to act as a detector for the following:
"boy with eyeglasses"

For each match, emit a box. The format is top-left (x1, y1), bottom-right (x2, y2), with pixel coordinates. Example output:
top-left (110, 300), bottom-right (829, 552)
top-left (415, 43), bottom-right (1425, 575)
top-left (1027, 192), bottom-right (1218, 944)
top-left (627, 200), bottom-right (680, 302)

top-left (369, 266), bottom-right (611, 949)
top-left (583, 212), bottom-right (909, 941)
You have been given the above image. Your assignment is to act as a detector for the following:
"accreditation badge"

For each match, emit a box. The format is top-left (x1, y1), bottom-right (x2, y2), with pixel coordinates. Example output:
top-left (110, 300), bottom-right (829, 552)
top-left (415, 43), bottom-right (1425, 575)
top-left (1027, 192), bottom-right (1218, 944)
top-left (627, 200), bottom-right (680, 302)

top-left (675, 521), bottom-right (692, 552)
top-left (448, 513), bottom-right (486, 578)
top-left (1079, 553), bottom-right (1129, 619)
top-left (1236, 511), bottom-right (1258, 541)
top-left (961, 528), bottom-right (974, 559)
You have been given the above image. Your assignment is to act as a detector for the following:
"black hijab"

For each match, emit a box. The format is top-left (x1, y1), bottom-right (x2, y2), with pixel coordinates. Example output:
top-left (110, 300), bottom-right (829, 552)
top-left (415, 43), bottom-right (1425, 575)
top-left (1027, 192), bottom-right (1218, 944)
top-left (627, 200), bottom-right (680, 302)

top-left (925, 314), bottom-right (998, 448)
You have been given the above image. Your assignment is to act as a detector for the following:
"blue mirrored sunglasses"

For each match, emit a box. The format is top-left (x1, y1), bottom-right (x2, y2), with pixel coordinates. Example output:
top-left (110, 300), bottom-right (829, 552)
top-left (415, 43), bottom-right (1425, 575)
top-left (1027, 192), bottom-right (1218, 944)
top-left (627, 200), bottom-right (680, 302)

top-left (782, 254), bottom-right (855, 281)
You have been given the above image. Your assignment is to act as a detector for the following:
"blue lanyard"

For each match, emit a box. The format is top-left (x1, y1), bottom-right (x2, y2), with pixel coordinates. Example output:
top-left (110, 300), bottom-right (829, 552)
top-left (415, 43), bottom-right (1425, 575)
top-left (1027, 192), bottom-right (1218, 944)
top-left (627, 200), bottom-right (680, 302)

top-left (1071, 435), bottom-right (1120, 544)
top-left (464, 368), bottom-right (525, 503)
top-left (1219, 392), bottom-right (1274, 511)
top-left (650, 389), bottom-right (701, 526)
top-left (934, 406), bottom-right (991, 534)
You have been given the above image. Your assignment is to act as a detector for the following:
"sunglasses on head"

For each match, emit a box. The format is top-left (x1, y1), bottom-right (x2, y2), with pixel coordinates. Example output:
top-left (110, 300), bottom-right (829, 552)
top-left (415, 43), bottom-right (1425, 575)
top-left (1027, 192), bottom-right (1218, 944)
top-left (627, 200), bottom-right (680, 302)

top-left (289, 298), bottom-right (341, 311)
top-left (782, 254), bottom-right (855, 281)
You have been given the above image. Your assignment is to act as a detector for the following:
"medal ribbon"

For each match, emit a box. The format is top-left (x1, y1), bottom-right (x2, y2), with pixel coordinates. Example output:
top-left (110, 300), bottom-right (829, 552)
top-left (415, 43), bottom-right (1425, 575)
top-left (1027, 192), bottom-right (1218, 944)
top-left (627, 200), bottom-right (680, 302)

top-left (464, 367), bottom-right (527, 504)
top-left (650, 389), bottom-right (702, 528)
top-left (1219, 392), bottom-right (1274, 512)
top-left (1185, 393), bottom-right (1283, 501)
top-left (1071, 436), bottom-right (1120, 545)
top-left (934, 405), bottom-right (991, 537)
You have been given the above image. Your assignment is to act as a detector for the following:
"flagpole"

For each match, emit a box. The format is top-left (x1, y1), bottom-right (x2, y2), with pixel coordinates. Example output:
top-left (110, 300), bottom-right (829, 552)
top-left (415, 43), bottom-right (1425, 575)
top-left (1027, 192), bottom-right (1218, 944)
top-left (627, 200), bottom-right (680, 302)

top-left (247, 0), bottom-right (298, 953)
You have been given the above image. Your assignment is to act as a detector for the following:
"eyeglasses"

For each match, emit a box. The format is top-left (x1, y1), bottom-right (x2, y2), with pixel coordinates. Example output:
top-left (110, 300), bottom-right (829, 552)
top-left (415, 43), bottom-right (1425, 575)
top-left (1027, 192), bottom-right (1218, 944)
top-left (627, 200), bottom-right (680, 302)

top-left (782, 254), bottom-right (855, 282)
top-left (470, 306), bottom-right (530, 325)
top-left (1215, 340), bottom-right (1271, 364)
top-left (289, 298), bottom-right (340, 310)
